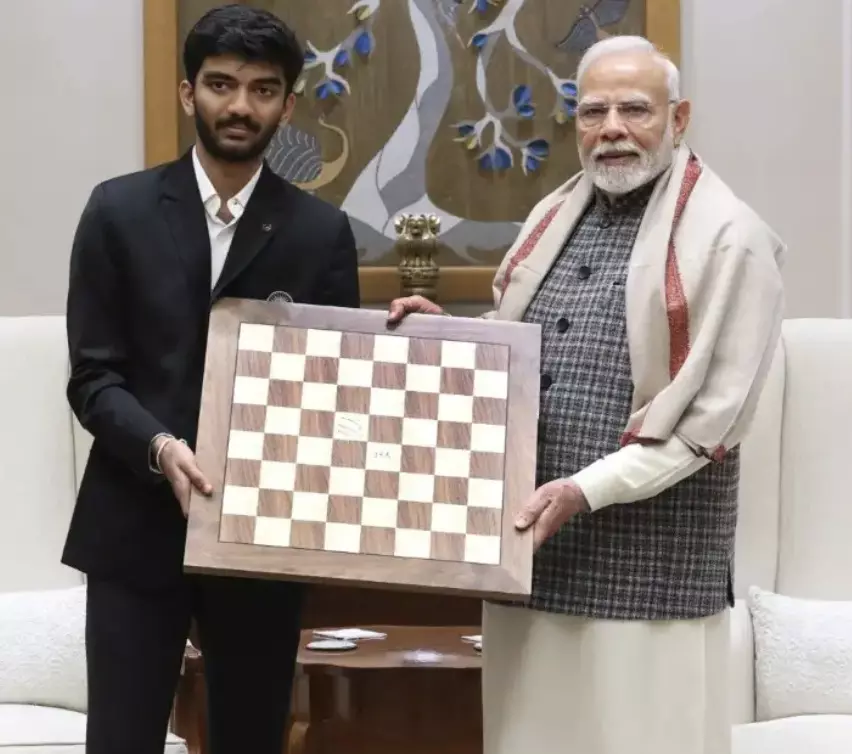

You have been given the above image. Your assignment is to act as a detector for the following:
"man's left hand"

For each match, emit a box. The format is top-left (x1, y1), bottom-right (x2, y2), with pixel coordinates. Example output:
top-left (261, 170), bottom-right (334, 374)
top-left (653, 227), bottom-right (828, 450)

top-left (515, 478), bottom-right (591, 549)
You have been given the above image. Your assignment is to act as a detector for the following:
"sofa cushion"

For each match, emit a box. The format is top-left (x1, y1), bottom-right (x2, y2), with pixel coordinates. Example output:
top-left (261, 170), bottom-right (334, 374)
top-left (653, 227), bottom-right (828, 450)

top-left (0, 586), bottom-right (86, 712)
top-left (732, 715), bottom-right (852, 754)
top-left (748, 586), bottom-right (852, 720)
top-left (0, 704), bottom-right (187, 752)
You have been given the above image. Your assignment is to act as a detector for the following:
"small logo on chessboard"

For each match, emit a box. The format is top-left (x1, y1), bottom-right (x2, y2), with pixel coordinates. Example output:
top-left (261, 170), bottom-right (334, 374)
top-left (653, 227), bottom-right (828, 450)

top-left (333, 414), bottom-right (367, 442)
top-left (267, 291), bottom-right (293, 304)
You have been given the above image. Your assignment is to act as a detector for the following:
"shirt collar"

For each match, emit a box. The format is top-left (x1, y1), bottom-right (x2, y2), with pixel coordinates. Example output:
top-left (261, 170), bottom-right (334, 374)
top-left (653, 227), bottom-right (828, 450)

top-left (191, 146), bottom-right (263, 223)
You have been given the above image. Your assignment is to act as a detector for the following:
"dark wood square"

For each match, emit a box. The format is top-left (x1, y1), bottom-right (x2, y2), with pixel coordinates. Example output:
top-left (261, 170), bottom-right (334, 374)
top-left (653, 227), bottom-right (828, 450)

top-left (235, 349), bottom-right (271, 378)
top-left (372, 362), bottom-right (407, 390)
top-left (404, 392), bottom-right (439, 420)
top-left (440, 367), bottom-right (475, 395)
top-left (401, 446), bottom-right (435, 475)
top-left (273, 326), bottom-right (307, 354)
top-left (369, 416), bottom-right (403, 443)
top-left (436, 421), bottom-right (471, 450)
top-left (304, 356), bottom-right (339, 384)
top-left (268, 380), bottom-right (302, 408)
top-left (475, 343), bottom-right (510, 371)
top-left (230, 404), bottom-right (266, 432)
top-left (263, 434), bottom-right (298, 463)
top-left (407, 338), bottom-right (443, 366)
top-left (340, 332), bottom-right (374, 359)
top-left (472, 396), bottom-right (507, 425)
top-left (331, 440), bottom-right (367, 467)
top-left (328, 496), bottom-right (363, 524)
top-left (257, 491), bottom-right (292, 518)
top-left (300, 409), bottom-right (334, 437)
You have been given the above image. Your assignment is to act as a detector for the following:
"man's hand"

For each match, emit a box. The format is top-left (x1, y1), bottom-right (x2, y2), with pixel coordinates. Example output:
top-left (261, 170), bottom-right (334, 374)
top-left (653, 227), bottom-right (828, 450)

top-left (156, 437), bottom-right (213, 517)
top-left (515, 478), bottom-right (591, 549)
top-left (387, 295), bottom-right (444, 325)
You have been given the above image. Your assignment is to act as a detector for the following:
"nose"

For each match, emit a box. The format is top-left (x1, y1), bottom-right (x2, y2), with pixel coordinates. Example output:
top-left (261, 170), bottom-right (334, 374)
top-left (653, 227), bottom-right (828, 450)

top-left (599, 107), bottom-right (628, 140)
top-left (227, 87), bottom-right (252, 116)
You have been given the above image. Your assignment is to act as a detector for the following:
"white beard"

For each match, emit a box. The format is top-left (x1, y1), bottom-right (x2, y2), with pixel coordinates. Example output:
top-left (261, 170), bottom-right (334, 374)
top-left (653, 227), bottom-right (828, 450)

top-left (581, 123), bottom-right (676, 195)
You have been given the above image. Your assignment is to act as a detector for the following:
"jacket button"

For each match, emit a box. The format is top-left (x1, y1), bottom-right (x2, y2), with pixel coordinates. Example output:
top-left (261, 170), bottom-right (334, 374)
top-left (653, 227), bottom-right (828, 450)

top-left (540, 374), bottom-right (553, 390)
top-left (556, 317), bottom-right (569, 333)
top-left (578, 265), bottom-right (591, 280)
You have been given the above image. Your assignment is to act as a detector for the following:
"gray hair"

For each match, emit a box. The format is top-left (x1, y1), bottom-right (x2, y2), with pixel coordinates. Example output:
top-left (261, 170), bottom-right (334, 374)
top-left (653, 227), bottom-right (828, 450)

top-left (576, 36), bottom-right (680, 100)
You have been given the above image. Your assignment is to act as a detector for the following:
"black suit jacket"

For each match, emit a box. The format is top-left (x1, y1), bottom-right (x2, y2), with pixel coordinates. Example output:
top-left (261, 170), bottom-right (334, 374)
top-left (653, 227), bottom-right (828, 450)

top-left (62, 150), bottom-right (360, 588)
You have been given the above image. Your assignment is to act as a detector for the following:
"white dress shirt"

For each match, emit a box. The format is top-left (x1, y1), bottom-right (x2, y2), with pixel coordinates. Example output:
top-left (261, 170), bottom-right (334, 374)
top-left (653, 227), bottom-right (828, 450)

top-left (191, 147), bottom-right (263, 289)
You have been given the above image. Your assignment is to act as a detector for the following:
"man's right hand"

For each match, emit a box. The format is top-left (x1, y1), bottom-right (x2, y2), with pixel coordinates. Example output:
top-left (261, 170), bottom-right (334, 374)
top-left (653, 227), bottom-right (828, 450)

top-left (387, 295), bottom-right (444, 324)
top-left (156, 437), bottom-right (213, 517)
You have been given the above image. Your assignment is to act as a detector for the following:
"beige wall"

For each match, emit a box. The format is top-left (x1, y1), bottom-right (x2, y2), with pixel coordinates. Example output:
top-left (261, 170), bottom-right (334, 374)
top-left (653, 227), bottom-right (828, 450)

top-left (1, 0), bottom-right (850, 319)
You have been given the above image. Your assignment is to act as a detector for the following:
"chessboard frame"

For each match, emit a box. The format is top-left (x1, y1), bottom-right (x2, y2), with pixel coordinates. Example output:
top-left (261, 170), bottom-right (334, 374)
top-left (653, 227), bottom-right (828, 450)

top-left (183, 298), bottom-right (541, 599)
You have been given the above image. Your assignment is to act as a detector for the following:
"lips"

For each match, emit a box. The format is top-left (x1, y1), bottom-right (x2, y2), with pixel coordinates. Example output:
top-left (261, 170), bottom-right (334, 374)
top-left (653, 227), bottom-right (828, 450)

top-left (596, 152), bottom-right (638, 163)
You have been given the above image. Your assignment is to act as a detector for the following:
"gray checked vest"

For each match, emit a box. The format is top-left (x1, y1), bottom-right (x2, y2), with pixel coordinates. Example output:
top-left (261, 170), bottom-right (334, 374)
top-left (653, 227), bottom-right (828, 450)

top-left (518, 180), bottom-right (739, 621)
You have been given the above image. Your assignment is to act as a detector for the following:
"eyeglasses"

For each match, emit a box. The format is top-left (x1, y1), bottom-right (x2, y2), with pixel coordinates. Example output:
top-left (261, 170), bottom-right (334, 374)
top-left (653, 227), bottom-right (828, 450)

top-left (576, 100), bottom-right (677, 128)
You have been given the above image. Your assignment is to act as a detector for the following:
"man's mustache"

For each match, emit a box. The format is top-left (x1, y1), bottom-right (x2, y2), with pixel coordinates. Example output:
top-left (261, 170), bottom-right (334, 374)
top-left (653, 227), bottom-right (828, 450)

top-left (216, 116), bottom-right (261, 133)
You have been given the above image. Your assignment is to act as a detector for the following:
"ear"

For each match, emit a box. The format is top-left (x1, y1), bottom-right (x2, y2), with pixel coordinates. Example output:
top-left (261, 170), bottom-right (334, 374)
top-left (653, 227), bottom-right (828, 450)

top-left (279, 92), bottom-right (297, 126)
top-left (672, 98), bottom-right (691, 145)
top-left (178, 80), bottom-right (195, 118)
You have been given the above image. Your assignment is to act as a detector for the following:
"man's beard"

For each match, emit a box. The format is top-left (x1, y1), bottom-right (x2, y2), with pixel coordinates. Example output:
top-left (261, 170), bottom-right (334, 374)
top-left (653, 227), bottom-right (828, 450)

top-left (195, 111), bottom-right (279, 163)
top-left (581, 123), bottom-right (676, 195)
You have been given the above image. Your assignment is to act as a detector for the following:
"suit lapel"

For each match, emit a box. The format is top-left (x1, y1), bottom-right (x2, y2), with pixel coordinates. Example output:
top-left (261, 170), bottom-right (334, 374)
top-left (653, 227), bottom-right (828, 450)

top-left (159, 151), bottom-right (212, 301)
top-left (212, 164), bottom-right (293, 300)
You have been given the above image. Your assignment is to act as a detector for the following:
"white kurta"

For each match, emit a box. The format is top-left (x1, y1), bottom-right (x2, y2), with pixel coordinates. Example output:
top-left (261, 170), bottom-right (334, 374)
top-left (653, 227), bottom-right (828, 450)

top-left (482, 602), bottom-right (731, 754)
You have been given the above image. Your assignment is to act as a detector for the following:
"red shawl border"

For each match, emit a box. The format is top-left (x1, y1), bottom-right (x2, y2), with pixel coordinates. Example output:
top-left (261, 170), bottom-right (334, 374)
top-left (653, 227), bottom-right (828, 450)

top-left (619, 154), bottom-right (727, 462)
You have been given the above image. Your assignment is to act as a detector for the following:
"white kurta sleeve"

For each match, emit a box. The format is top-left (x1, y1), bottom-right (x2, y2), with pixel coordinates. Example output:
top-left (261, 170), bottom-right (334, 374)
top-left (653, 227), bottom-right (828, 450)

top-left (569, 435), bottom-right (709, 512)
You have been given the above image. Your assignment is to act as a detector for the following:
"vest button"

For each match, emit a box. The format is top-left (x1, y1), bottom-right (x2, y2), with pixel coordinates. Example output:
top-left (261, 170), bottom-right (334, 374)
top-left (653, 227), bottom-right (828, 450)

top-left (540, 374), bottom-right (553, 390)
top-left (556, 317), bottom-right (569, 333)
top-left (578, 265), bottom-right (591, 280)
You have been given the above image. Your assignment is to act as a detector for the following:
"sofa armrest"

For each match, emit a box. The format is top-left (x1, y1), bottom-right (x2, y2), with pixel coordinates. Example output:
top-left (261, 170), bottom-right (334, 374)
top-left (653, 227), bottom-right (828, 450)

top-left (729, 600), bottom-right (756, 724)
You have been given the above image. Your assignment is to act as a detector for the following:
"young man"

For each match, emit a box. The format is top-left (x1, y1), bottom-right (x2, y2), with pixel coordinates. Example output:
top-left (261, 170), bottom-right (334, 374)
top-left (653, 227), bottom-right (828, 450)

top-left (62, 6), bottom-right (359, 753)
top-left (388, 36), bottom-right (785, 754)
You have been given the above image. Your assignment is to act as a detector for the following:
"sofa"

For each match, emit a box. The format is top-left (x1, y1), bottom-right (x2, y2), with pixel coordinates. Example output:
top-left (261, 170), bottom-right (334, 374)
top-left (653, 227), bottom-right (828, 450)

top-left (0, 313), bottom-right (850, 753)
top-left (0, 316), bottom-right (188, 753)
top-left (731, 318), bottom-right (852, 751)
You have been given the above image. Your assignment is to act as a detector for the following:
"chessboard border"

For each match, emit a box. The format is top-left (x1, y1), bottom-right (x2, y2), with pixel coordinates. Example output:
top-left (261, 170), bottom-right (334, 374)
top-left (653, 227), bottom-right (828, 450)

top-left (183, 297), bottom-right (541, 600)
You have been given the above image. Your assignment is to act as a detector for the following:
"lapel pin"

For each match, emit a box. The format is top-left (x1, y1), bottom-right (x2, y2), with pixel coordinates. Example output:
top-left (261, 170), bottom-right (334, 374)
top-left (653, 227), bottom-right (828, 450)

top-left (262, 223), bottom-right (272, 232)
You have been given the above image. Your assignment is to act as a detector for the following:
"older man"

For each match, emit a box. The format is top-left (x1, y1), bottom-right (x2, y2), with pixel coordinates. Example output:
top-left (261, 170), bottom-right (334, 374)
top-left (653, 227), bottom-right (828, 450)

top-left (387, 36), bottom-right (785, 754)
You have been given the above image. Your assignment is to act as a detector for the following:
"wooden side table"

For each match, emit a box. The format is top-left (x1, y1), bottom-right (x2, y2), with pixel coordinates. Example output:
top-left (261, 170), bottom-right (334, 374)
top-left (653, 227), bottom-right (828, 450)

top-left (295, 625), bottom-right (483, 754)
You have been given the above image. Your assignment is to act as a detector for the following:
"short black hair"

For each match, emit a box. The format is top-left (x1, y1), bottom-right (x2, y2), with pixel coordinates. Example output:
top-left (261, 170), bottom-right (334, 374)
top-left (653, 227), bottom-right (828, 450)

top-left (183, 4), bottom-right (304, 94)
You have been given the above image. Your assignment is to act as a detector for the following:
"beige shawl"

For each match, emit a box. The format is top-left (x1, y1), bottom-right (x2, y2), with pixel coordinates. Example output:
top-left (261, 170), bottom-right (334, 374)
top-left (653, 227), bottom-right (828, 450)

top-left (488, 143), bottom-right (786, 461)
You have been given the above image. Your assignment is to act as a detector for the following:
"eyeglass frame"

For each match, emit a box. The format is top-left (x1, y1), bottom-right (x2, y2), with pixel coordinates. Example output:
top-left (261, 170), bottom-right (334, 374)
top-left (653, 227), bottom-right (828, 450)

top-left (575, 98), bottom-right (679, 128)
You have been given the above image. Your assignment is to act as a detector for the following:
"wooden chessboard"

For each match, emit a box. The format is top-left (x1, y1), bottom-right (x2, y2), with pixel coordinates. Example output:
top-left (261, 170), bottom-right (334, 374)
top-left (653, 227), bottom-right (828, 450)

top-left (184, 298), bottom-right (541, 599)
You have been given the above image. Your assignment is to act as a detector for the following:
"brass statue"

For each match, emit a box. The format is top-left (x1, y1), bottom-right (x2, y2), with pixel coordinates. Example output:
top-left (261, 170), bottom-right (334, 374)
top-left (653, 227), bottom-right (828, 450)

top-left (394, 213), bottom-right (442, 302)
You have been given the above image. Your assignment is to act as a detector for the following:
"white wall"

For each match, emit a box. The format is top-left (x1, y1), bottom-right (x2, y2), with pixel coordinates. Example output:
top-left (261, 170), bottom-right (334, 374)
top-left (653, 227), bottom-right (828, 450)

top-left (0, 0), bottom-right (849, 319)
top-left (0, 0), bottom-right (144, 317)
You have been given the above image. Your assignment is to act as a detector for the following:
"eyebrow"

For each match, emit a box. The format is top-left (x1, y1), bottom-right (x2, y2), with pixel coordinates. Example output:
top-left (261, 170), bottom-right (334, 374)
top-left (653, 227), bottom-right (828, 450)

top-left (201, 71), bottom-right (283, 87)
top-left (579, 93), bottom-right (653, 106)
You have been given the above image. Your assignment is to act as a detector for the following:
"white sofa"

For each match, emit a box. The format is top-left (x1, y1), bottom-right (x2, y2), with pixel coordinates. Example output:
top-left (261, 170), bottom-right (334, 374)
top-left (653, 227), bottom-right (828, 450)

top-left (732, 318), bottom-right (852, 751)
top-left (0, 314), bottom-right (850, 753)
top-left (0, 316), bottom-right (188, 753)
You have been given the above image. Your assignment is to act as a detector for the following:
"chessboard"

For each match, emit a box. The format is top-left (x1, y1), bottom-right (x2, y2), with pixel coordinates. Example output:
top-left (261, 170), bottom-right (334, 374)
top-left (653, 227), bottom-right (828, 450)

top-left (184, 298), bottom-right (541, 600)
